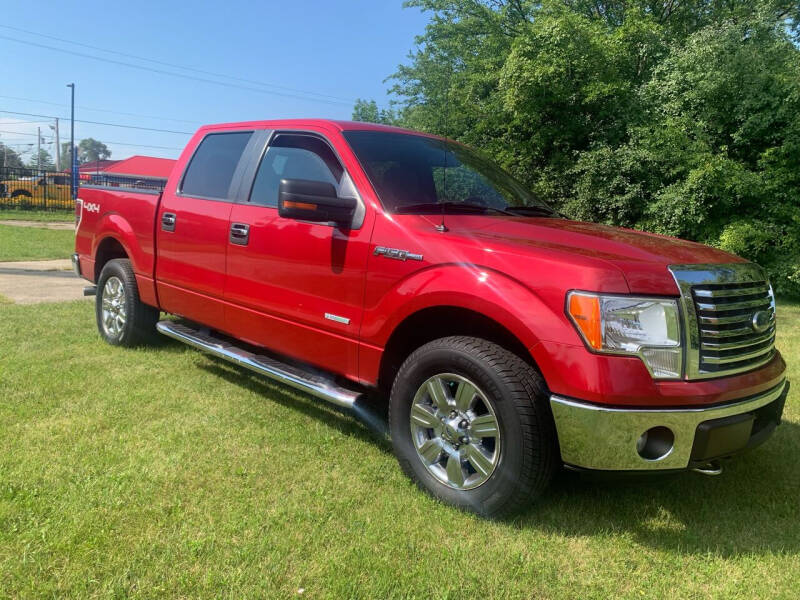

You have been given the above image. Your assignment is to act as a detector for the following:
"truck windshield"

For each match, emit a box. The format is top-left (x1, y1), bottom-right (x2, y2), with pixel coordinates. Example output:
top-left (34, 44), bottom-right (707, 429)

top-left (343, 130), bottom-right (555, 216)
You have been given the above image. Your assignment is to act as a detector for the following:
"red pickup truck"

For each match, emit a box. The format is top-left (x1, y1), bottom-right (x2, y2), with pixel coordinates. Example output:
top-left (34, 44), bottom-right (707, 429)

top-left (73, 119), bottom-right (789, 516)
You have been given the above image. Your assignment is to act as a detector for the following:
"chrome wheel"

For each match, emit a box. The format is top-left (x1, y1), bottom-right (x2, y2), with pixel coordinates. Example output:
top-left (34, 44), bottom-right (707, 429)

top-left (101, 276), bottom-right (127, 338)
top-left (409, 373), bottom-right (501, 490)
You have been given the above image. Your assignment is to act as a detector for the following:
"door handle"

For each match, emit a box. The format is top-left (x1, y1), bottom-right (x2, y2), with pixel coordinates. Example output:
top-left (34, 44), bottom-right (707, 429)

top-left (161, 212), bottom-right (176, 232)
top-left (229, 222), bottom-right (250, 245)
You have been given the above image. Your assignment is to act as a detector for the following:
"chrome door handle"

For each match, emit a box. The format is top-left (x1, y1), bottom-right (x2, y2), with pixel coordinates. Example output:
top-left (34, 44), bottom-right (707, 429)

top-left (229, 222), bottom-right (250, 245)
top-left (161, 212), bottom-right (176, 232)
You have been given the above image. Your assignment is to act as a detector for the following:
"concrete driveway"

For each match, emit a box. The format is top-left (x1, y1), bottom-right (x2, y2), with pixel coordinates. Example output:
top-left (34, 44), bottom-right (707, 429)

top-left (0, 259), bottom-right (91, 304)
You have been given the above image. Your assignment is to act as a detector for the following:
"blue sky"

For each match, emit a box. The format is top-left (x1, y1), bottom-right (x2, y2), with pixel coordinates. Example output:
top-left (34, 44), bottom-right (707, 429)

top-left (0, 0), bottom-right (429, 162)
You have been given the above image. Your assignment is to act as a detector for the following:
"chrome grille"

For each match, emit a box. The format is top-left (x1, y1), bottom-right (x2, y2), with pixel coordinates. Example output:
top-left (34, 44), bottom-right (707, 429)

top-left (692, 281), bottom-right (775, 374)
top-left (668, 263), bottom-right (777, 379)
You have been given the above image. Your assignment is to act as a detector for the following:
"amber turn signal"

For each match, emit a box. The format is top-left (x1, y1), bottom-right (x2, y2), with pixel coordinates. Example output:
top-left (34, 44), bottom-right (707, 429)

top-left (568, 293), bottom-right (603, 350)
top-left (283, 200), bottom-right (318, 211)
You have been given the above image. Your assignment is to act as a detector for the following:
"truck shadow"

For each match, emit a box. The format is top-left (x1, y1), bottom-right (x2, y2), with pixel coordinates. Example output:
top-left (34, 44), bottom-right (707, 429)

top-left (517, 419), bottom-right (800, 556)
top-left (195, 358), bottom-right (393, 452)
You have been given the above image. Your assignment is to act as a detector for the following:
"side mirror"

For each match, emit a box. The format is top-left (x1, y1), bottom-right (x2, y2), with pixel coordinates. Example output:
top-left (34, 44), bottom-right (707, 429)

top-left (278, 178), bottom-right (356, 226)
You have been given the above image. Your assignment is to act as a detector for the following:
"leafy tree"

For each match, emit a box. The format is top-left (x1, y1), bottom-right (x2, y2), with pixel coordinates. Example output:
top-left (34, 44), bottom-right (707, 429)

top-left (352, 99), bottom-right (400, 125)
top-left (26, 148), bottom-right (55, 171)
top-left (376, 0), bottom-right (800, 295)
top-left (78, 138), bottom-right (111, 163)
top-left (0, 143), bottom-right (25, 169)
top-left (61, 138), bottom-right (112, 166)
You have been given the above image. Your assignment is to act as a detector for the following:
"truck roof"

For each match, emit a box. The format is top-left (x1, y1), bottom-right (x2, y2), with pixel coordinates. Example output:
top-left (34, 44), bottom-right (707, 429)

top-left (198, 118), bottom-right (442, 138)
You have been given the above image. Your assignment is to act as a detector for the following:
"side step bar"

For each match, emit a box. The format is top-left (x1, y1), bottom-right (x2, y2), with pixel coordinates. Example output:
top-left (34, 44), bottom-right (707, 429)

top-left (156, 321), bottom-right (363, 409)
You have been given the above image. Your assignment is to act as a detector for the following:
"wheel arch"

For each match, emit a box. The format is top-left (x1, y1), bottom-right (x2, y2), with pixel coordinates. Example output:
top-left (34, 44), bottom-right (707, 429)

top-left (93, 236), bottom-right (130, 281)
top-left (377, 305), bottom-right (540, 395)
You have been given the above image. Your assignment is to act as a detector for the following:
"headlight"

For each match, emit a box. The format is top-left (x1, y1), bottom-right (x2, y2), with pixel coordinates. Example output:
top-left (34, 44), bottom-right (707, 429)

top-left (567, 292), bottom-right (682, 379)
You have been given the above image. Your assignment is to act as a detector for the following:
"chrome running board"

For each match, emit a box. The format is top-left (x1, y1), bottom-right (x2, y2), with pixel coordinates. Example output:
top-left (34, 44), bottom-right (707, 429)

top-left (156, 320), bottom-right (363, 409)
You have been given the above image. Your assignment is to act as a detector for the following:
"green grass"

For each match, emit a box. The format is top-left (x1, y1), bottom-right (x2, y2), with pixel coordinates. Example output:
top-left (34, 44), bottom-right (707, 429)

top-left (0, 301), bottom-right (798, 599)
top-left (0, 209), bottom-right (73, 222)
top-left (0, 223), bottom-right (74, 261)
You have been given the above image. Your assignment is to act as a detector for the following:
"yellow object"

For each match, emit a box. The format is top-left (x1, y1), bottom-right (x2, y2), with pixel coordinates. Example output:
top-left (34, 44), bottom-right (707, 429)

top-left (0, 174), bottom-right (74, 209)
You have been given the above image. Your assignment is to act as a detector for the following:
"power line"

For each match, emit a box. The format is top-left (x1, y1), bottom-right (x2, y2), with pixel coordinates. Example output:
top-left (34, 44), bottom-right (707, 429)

top-left (0, 93), bottom-right (200, 125)
top-left (0, 109), bottom-right (192, 135)
top-left (0, 128), bottom-right (181, 151)
top-left (0, 118), bottom-right (53, 125)
top-left (0, 23), bottom-right (356, 104)
top-left (0, 130), bottom-right (51, 138)
top-left (0, 33), bottom-right (354, 107)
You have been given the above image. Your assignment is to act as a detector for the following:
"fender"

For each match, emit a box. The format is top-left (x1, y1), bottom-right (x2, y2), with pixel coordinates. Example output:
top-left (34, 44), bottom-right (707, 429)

top-left (358, 264), bottom-right (578, 385)
top-left (91, 213), bottom-right (160, 308)
top-left (92, 212), bottom-right (154, 278)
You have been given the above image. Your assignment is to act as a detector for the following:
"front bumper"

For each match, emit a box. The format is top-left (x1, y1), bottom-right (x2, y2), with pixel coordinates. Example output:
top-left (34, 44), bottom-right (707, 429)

top-left (551, 379), bottom-right (788, 471)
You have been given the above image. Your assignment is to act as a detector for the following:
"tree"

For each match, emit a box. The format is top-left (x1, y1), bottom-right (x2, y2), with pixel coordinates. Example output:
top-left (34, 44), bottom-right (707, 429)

top-left (61, 142), bottom-right (73, 168)
top-left (26, 148), bottom-right (55, 171)
top-left (0, 143), bottom-right (25, 169)
top-left (78, 138), bottom-right (111, 163)
top-left (352, 99), bottom-right (399, 125)
top-left (62, 138), bottom-right (113, 166)
top-left (382, 0), bottom-right (800, 295)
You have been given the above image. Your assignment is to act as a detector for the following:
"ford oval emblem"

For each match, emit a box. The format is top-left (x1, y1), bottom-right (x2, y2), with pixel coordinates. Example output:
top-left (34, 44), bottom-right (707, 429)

top-left (751, 310), bottom-right (771, 333)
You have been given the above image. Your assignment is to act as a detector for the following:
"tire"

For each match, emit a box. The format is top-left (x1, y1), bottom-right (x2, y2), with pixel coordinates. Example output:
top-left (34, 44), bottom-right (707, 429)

top-left (95, 258), bottom-right (159, 346)
top-left (389, 336), bottom-right (558, 517)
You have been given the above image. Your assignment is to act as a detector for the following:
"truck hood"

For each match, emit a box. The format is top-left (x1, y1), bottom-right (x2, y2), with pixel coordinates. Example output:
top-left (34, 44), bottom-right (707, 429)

top-left (435, 215), bottom-right (745, 294)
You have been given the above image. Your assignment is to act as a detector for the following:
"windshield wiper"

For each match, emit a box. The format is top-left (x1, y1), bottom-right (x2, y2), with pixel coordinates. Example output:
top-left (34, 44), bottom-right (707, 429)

top-left (394, 201), bottom-right (517, 216)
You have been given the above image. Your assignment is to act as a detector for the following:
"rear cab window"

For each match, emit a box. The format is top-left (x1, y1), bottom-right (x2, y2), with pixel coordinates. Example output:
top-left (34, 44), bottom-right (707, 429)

top-left (180, 131), bottom-right (253, 200)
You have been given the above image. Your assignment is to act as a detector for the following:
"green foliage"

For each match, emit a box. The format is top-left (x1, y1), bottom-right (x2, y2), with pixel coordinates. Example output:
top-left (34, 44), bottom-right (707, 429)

top-left (26, 148), bottom-right (55, 170)
top-left (352, 99), bottom-right (400, 125)
top-left (379, 0), bottom-right (800, 295)
top-left (62, 138), bottom-right (113, 166)
top-left (0, 143), bottom-right (25, 168)
top-left (78, 137), bottom-right (111, 163)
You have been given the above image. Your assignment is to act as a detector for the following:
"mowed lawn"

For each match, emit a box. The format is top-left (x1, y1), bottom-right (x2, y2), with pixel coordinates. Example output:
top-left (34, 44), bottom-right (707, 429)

top-left (0, 210), bottom-right (73, 223)
top-left (0, 300), bottom-right (798, 599)
top-left (0, 223), bottom-right (74, 262)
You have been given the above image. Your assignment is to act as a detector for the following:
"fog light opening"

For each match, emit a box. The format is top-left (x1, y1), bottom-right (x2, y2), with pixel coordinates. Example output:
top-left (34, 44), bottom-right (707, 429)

top-left (636, 426), bottom-right (674, 461)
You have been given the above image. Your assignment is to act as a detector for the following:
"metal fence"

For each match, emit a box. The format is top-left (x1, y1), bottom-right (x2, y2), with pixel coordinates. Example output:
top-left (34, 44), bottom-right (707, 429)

top-left (0, 167), bottom-right (75, 211)
top-left (0, 166), bottom-right (167, 212)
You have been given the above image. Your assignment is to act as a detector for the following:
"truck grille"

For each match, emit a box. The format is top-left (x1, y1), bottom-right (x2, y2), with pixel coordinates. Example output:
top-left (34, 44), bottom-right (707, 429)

top-left (669, 264), bottom-right (777, 379)
top-left (691, 281), bottom-right (775, 374)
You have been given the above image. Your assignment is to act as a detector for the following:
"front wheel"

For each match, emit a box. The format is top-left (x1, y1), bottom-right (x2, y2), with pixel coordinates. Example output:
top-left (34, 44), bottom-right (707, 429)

top-left (95, 258), bottom-right (158, 346)
top-left (389, 336), bottom-right (558, 517)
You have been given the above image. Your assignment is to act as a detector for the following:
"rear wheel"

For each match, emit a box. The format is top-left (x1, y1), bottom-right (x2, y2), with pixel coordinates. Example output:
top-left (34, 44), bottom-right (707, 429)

top-left (389, 336), bottom-right (558, 517)
top-left (95, 258), bottom-right (158, 346)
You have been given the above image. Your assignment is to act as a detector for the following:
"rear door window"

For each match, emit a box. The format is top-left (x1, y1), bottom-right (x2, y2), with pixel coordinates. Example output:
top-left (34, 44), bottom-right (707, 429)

top-left (181, 131), bottom-right (253, 200)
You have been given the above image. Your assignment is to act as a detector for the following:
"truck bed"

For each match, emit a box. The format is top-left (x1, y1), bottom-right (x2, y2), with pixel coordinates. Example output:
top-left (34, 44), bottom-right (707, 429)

top-left (74, 185), bottom-right (162, 302)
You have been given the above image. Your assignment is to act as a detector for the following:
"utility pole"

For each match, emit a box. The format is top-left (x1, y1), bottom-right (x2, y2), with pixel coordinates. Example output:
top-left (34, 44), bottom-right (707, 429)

top-left (37, 127), bottom-right (41, 173)
top-left (52, 118), bottom-right (61, 171)
top-left (67, 83), bottom-right (76, 200)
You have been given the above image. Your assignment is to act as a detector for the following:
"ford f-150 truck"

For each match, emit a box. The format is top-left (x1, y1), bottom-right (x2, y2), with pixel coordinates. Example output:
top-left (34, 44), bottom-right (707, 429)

top-left (73, 119), bottom-right (789, 516)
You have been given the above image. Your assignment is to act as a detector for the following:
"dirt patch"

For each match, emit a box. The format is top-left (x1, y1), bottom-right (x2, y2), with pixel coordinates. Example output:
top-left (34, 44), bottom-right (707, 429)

top-left (0, 220), bottom-right (74, 230)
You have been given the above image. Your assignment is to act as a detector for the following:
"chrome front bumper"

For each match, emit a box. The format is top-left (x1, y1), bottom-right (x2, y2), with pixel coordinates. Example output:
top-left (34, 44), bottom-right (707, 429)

top-left (550, 379), bottom-right (788, 471)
